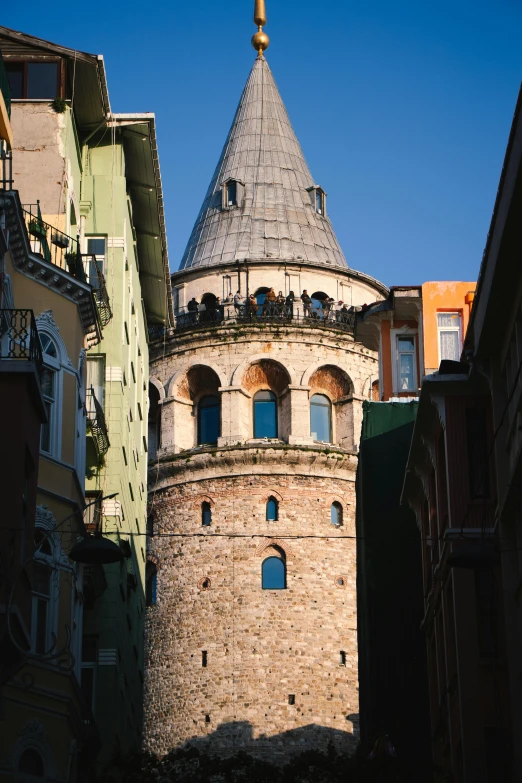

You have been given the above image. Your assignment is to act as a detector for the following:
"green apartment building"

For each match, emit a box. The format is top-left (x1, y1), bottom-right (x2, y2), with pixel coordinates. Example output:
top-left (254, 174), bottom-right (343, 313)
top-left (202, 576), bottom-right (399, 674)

top-left (1, 26), bottom-right (172, 768)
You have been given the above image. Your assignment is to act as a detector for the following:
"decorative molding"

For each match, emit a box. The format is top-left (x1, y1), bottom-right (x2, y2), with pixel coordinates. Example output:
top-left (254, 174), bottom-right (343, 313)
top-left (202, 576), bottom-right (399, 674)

top-left (35, 505), bottom-right (56, 531)
top-left (255, 538), bottom-right (293, 558)
top-left (20, 719), bottom-right (48, 740)
top-left (36, 309), bottom-right (59, 331)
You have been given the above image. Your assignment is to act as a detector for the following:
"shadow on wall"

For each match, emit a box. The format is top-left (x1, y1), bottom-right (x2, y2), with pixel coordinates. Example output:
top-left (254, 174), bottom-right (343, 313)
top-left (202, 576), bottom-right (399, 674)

top-left (178, 717), bottom-right (360, 761)
top-left (102, 715), bottom-right (423, 782)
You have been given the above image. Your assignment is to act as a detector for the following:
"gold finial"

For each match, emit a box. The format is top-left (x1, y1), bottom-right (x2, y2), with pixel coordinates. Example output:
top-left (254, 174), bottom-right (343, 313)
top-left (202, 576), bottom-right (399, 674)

top-left (252, 0), bottom-right (269, 57)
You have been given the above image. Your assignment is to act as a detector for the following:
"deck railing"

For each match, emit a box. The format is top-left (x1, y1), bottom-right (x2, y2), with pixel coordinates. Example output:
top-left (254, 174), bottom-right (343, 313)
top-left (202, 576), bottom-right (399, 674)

top-left (0, 308), bottom-right (43, 368)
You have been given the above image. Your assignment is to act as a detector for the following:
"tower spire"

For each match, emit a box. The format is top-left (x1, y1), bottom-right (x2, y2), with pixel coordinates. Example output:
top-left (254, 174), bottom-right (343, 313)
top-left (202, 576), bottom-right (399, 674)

top-left (252, 0), bottom-right (269, 57)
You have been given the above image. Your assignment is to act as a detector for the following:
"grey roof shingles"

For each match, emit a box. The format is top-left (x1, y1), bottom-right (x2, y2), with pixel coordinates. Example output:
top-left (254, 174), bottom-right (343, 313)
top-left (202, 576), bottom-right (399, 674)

top-left (179, 56), bottom-right (348, 271)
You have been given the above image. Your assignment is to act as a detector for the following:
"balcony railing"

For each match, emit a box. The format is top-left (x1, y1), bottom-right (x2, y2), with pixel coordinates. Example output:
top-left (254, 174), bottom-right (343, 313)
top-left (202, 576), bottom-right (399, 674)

top-left (86, 386), bottom-right (110, 457)
top-left (20, 203), bottom-right (112, 329)
top-left (83, 254), bottom-right (112, 328)
top-left (149, 302), bottom-right (357, 341)
top-left (22, 201), bottom-right (84, 275)
top-left (0, 49), bottom-right (11, 119)
top-left (0, 308), bottom-right (43, 368)
top-left (0, 144), bottom-right (12, 190)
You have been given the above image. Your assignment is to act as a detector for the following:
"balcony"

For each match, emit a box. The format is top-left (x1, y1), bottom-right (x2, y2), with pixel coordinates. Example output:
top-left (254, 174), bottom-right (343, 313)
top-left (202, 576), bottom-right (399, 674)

top-left (149, 302), bottom-right (357, 341)
top-left (0, 308), bottom-right (43, 368)
top-left (86, 387), bottom-right (110, 458)
top-left (21, 202), bottom-right (112, 329)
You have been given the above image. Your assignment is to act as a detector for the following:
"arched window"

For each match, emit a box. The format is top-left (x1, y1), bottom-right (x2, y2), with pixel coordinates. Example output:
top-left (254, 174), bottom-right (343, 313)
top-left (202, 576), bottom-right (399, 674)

top-left (266, 497), bottom-right (278, 521)
top-left (262, 557), bottom-right (286, 589)
top-left (146, 562), bottom-right (157, 607)
top-left (198, 395), bottom-right (220, 446)
top-left (39, 334), bottom-right (59, 454)
top-left (331, 502), bottom-right (343, 526)
top-left (310, 291), bottom-right (330, 319)
top-left (202, 501), bottom-right (212, 526)
top-left (18, 748), bottom-right (44, 776)
top-left (310, 394), bottom-right (332, 442)
top-left (254, 287), bottom-right (269, 317)
top-left (254, 390), bottom-right (277, 439)
top-left (266, 497), bottom-right (279, 522)
top-left (148, 382), bottom-right (161, 456)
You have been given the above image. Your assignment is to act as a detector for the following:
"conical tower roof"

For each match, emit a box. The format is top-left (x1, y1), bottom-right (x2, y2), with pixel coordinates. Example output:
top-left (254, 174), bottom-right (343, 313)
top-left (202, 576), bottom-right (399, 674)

top-left (179, 56), bottom-right (348, 270)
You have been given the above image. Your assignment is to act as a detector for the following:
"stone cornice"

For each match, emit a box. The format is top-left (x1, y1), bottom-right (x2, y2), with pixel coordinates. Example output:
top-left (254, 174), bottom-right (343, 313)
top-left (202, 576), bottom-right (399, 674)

top-left (148, 443), bottom-right (357, 489)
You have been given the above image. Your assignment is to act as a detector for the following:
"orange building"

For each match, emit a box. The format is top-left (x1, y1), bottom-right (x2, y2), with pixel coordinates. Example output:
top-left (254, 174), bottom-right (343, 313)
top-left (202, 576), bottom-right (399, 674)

top-left (357, 281), bottom-right (476, 400)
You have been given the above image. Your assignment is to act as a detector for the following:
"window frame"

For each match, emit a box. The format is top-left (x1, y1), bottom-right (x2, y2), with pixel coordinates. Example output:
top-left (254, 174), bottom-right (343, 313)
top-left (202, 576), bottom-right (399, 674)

top-left (437, 311), bottom-right (462, 364)
top-left (330, 502), bottom-right (343, 526)
top-left (310, 393), bottom-right (332, 443)
top-left (253, 389), bottom-right (278, 439)
top-left (84, 235), bottom-right (107, 290)
top-left (266, 497), bottom-right (279, 521)
top-left (391, 329), bottom-right (418, 394)
top-left (201, 501), bottom-right (212, 527)
top-left (39, 333), bottom-right (62, 458)
top-left (6, 58), bottom-right (63, 100)
top-left (197, 394), bottom-right (221, 446)
top-left (261, 556), bottom-right (286, 590)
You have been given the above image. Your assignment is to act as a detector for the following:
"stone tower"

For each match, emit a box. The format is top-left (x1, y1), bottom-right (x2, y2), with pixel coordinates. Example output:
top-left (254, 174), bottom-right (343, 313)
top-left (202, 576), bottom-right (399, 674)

top-left (144, 18), bottom-right (387, 760)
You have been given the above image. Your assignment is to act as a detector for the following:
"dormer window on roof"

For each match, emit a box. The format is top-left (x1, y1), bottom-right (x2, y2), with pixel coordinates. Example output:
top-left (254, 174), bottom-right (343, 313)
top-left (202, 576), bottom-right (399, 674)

top-left (6, 60), bottom-right (62, 99)
top-left (307, 186), bottom-right (326, 216)
top-left (222, 178), bottom-right (244, 210)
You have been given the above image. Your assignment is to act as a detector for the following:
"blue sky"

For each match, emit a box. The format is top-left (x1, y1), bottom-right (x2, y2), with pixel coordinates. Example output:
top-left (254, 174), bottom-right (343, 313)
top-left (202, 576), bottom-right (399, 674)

top-left (3, 0), bottom-right (521, 285)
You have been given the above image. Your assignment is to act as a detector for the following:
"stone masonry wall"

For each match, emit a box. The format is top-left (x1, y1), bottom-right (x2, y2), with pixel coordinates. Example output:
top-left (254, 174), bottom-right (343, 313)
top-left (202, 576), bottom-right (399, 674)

top-left (144, 264), bottom-right (382, 761)
top-left (144, 450), bottom-right (358, 760)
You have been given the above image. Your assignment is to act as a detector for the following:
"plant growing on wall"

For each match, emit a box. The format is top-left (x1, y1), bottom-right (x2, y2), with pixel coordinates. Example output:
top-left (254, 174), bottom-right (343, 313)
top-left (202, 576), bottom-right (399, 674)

top-left (51, 97), bottom-right (67, 113)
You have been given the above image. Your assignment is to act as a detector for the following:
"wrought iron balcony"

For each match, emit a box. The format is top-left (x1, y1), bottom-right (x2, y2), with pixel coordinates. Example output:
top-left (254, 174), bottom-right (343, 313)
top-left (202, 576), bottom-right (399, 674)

top-left (20, 203), bottom-right (112, 330)
top-left (22, 201), bottom-right (86, 277)
top-left (83, 254), bottom-right (112, 328)
top-left (0, 308), bottom-right (43, 368)
top-left (86, 386), bottom-right (110, 457)
top-left (148, 302), bottom-right (356, 341)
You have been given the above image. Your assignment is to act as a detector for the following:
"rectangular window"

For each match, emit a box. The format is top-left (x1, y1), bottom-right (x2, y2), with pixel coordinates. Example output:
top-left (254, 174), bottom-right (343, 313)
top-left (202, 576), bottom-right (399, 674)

top-left (86, 237), bottom-right (106, 290)
top-left (438, 312), bottom-right (462, 363)
top-left (6, 61), bottom-right (60, 99)
top-left (84, 492), bottom-right (103, 531)
top-left (396, 335), bottom-right (416, 392)
top-left (129, 483), bottom-right (134, 502)
top-left (32, 563), bottom-right (51, 654)
top-left (40, 367), bottom-right (55, 453)
top-left (81, 636), bottom-right (98, 713)
top-left (131, 361), bottom-right (136, 383)
top-left (202, 650), bottom-right (208, 667)
top-left (466, 407), bottom-right (490, 499)
top-left (124, 322), bottom-right (130, 345)
top-left (226, 181), bottom-right (237, 206)
top-left (86, 356), bottom-right (105, 412)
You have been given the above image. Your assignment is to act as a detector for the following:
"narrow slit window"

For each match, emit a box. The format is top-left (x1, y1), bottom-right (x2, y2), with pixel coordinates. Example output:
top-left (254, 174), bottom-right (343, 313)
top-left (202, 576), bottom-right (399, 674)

top-left (266, 497), bottom-right (278, 521)
top-left (202, 502), bottom-right (212, 526)
top-left (288, 694), bottom-right (295, 705)
top-left (340, 650), bottom-right (346, 666)
top-left (202, 650), bottom-right (208, 667)
top-left (331, 502), bottom-right (343, 526)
